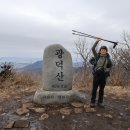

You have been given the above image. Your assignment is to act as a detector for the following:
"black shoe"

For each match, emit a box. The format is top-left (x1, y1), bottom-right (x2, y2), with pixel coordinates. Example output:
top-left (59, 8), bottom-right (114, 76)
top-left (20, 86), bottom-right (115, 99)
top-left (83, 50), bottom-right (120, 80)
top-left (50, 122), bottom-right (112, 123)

top-left (90, 103), bottom-right (96, 108)
top-left (97, 103), bottom-right (105, 108)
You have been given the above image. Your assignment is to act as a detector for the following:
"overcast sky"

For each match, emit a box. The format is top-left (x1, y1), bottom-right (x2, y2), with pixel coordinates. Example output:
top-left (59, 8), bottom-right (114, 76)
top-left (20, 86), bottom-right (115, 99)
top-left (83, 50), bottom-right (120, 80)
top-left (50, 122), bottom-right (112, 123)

top-left (0, 0), bottom-right (129, 59)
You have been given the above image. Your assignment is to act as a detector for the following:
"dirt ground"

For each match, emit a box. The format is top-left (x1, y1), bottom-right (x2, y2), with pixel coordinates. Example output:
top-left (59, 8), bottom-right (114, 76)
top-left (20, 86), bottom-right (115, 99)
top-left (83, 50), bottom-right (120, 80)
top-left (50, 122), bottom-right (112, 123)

top-left (0, 86), bottom-right (130, 130)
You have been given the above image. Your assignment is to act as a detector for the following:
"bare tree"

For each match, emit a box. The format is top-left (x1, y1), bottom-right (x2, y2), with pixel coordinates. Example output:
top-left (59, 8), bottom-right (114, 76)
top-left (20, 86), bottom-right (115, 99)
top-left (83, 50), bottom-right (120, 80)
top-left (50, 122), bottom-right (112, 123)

top-left (110, 48), bottom-right (127, 86)
top-left (74, 31), bottom-right (130, 88)
top-left (75, 38), bottom-right (92, 70)
top-left (74, 38), bottom-right (92, 88)
top-left (122, 31), bottom-right (130, 49)
top-left (121, 31), bottom-right (130, 73)
top-left (109, 31), bottom-right (130, 87)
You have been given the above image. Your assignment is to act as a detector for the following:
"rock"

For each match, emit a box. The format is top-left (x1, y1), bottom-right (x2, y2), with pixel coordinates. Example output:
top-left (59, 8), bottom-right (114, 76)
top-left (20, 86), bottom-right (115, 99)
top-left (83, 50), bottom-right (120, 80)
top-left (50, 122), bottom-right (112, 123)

top-left (13, 120), bottom-right (30, 128)
top-left (103, 114), bottom-right (113, 119)
top-left (60, 108), bottom-right (72, 115)
top-left (22, 102), bottom-right (34, 108)
top-left (71, 102), bottom-right (84, 108)
top-left (104, 95), bottom-right (107, 97)
top-left (62, 115), bottom-right (65, 119)
top-left (109, 111), bottom-right (114, 114)
top-left (74, 91), bottom-right (89, 103)
top-left (16, 107), bottom-right (29, 115)
top-left (84, 104), bottom-right (90, 108)
top-left (96, 114), bottom-right (102, 117)
top-left (34, 89), bottom-right (76, 104)
top-left (85, 107), bottom-right (96, 113)
top-left (42, 44), bottom-right (73, 91)
top-left (1, 113), bottom-right (6, 116)
top-left (73, 119), bottom-right (78, 123)
top-left (39, 113), bottom-right (49, 120)
top-left (74, 108), bottom-right (83, 114)
top-left (34, 89), bottom-right (88, 105)
top-left (4, 121), bottom-right (15, 129)
top-left (29, 108), bottom-right (46, 113)
top-left (119, 113), bottom-right (124, 116)
top-left (118, 116), bottom-right (122, 119)
top-left (25, 113), bottom-right (30, 117)
top-left (34, 44), bottom-right (73, 105)
top-left (125, 108), bottom-right (129, 111)
top-left (33, 44), bottom-right (88, 105)
top-left (125, 105), bottom-right (130, 111)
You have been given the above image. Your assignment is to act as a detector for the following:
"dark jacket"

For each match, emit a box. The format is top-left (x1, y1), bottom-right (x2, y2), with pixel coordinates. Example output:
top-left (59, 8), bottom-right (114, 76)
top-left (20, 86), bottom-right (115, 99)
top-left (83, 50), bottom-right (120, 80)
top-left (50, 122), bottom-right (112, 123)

top-left (91, 41), bottom-right (113, 75)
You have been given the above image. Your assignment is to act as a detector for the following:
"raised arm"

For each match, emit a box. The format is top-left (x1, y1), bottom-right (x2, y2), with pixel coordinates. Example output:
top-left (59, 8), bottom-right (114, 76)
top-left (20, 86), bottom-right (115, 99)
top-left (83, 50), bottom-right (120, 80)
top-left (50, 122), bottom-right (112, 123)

top-left (92, 39), bottom-right (101, 57)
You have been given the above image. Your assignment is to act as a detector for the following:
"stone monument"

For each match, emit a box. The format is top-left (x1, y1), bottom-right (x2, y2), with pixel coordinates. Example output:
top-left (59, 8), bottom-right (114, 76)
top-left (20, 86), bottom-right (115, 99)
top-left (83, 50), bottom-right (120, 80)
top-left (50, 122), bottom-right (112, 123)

top-left (34, 44), bottom-right (87, 104)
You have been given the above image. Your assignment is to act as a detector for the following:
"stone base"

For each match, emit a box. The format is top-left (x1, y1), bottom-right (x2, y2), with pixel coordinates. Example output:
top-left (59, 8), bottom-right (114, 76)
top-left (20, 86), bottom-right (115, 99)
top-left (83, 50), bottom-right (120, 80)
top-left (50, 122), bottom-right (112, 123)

top-left (33, 89), bottom-right (88, 105)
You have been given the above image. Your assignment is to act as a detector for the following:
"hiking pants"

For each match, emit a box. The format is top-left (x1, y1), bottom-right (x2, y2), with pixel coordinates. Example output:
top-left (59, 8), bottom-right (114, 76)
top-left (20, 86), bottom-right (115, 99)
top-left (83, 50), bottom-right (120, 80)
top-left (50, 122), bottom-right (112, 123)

top-left (91, 71), bottom-right (106, 103)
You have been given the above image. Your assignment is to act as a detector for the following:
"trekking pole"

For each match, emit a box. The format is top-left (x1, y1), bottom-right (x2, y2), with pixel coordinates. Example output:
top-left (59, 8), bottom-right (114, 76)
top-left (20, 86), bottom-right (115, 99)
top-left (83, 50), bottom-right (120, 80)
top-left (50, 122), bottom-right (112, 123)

top-left (72, 30), bottom-right (118, 48)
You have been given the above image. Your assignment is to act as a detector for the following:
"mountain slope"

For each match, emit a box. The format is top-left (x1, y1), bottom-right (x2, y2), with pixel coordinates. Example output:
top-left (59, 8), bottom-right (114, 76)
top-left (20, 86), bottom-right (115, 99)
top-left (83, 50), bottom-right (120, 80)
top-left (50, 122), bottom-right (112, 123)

top-left (21, 60), bottom-right (82, 74)
top-left (21, 61), bottom-right (43, 74)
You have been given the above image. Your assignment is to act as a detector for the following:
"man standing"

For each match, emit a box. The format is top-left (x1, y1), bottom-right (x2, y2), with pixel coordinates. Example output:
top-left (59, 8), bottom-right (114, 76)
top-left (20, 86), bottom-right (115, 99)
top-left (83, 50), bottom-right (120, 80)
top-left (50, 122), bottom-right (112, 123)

top-left (90, 38), bottom-right (112, 108)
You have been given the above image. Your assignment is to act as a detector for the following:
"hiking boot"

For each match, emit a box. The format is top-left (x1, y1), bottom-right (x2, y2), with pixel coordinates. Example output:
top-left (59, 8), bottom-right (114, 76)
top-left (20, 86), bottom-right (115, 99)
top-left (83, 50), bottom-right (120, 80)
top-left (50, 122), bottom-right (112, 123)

top-left (97, 103), bottom-right (105, 108)
top-left (90, 103), bottom-right (96, 108)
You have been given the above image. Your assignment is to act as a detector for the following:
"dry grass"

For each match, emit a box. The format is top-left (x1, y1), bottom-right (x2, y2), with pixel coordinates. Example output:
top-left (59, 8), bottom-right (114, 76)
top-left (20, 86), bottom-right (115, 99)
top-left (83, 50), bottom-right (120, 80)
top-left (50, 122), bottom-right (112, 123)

top-left (0, 71), bottom-right (130, 104)
top-left (73, 72), bottom-right (130, 100)
top-left (108, 69), bottom-right (130, 87)
top-left (73, 71), bottom-right (92, 90)
top-left (0, 71), bottom-right (130, 130)
top-left (14, 72), bottom-right (41, 87)
top-left (105, 86), bottom-right (130, 98)
top-left (0, 72), bottom-right (41, 103)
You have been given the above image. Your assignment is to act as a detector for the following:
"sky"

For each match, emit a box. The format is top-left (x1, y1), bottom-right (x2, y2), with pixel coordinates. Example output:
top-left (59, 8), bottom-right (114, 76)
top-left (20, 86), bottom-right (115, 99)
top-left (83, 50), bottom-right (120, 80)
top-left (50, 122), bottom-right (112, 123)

top-left (0, 0), bottom-right (129, 60)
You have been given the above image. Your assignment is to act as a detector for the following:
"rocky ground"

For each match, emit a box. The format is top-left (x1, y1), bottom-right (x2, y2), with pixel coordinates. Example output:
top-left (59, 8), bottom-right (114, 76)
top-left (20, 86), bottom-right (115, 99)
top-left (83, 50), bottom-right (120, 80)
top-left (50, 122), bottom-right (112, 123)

top-left (0, 86), bottom-right (130, 130)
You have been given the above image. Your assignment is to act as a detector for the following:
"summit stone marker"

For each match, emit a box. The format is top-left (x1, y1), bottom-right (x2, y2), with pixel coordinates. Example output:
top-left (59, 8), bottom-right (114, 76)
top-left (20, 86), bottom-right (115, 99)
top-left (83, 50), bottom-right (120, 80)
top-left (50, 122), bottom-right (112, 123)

top-left (34, 44), bottom-right (87, 104)
top-left (42, 44), bottom-right (73, 91)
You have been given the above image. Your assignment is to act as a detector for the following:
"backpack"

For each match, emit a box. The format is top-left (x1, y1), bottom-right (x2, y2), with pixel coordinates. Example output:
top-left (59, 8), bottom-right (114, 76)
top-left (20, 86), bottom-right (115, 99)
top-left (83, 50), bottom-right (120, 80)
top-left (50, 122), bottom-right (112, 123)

top-left (89, 54), bottom-right (112, 74)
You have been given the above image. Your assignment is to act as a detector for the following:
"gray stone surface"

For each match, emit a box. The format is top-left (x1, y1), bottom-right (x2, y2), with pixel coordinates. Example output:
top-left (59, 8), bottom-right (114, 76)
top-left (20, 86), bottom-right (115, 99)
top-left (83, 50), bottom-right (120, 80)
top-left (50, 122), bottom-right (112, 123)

top-left (34, 44), bottom-right (88, 105)
top-left (42, 44), bottom-right (73, 91)
top-left (34, 89), bottom-right (88, 105)
top-left (34, 89), bottom-right (75, 104)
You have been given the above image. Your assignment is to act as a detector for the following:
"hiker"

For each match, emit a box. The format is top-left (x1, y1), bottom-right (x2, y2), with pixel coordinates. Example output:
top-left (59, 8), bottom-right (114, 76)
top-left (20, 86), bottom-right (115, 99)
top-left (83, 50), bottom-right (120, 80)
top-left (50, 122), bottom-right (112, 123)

top-left (90, 38), bottom-right (113, 108)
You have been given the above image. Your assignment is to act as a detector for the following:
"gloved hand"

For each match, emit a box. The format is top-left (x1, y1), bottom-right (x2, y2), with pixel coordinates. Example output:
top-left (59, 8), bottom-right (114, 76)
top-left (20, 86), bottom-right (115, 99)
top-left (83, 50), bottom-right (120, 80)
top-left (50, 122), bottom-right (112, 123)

top-left (89, 57), bottom-right (95, 65)
top-left (105, 72), bottom-right (110, 78)
top-left (96, 38), bottom-right (102, 42)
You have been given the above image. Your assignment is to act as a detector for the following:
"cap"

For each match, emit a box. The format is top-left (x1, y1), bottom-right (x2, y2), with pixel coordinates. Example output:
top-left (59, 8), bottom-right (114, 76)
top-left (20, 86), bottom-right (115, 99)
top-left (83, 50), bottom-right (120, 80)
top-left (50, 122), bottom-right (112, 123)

top-left (100, 46), bottom-right (108, 51)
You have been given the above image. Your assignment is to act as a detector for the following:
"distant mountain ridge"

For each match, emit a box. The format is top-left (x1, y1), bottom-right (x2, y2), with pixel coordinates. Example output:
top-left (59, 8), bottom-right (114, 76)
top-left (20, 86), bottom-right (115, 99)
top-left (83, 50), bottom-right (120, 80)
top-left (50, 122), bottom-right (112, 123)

top-left (0, 57), bottom-right (42, 69)
top-left (21, 60), bottom-right (82, 74)
top-left (21, 61), bottom-right (43, 74)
